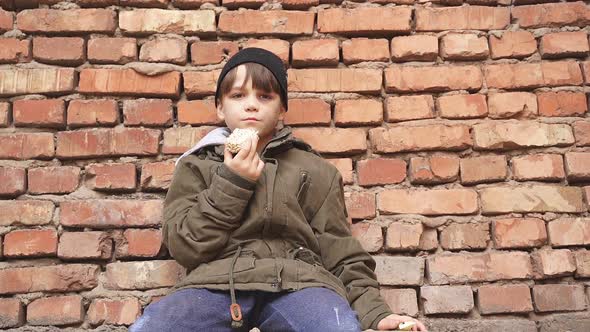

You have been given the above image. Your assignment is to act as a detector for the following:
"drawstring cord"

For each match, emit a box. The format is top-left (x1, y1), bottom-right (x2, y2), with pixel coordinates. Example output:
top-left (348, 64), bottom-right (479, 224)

top-left (229, 246), bottom-right (243, 329)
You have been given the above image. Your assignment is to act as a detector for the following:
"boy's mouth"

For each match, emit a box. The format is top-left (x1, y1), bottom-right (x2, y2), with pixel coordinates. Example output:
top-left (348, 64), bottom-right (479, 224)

top-left (243, 117), bottom-right (259, 121)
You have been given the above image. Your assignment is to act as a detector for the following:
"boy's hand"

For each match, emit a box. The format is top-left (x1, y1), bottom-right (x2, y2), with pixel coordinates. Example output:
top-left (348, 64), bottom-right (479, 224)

top-left (224, 134), bottom-right (265, 182)
top-left (377, 314), bottom-right (427, 331)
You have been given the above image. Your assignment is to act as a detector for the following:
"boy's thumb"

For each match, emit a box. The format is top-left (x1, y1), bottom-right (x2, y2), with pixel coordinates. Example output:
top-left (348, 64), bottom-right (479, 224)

top-left (223, 145), bottom-right (232, 161)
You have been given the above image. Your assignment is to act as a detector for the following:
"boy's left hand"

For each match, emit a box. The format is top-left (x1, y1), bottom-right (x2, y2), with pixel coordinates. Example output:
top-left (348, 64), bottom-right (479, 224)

top-left (377, 314), bottom-right (427, 331)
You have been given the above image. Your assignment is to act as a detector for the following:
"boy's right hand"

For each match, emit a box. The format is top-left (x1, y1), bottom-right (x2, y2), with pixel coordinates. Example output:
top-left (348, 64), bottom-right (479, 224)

top-left (224, 134), bottom-right (265, 182)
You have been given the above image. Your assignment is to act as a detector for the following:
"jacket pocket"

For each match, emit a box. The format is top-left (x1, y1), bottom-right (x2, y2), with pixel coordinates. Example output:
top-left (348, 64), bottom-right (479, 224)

top-left (199, 256), bottom-right (256, 277)
top-left (296, 170), bottom-right (310, 205)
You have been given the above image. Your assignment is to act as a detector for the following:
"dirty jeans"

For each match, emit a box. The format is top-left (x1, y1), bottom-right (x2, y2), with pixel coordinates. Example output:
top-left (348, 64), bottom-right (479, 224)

top-left (128, 287), bottom-right (362, 332)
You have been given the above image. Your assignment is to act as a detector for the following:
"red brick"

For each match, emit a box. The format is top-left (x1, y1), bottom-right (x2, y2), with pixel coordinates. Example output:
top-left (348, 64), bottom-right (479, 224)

top-left (472, 122), bottom-right (574, 150)
top-left (116, 228), bottom-right (162, 258)
top-left (548, 218), bottom-right (590, 247)
top-left (292, 39), bottom-right (339, 67)
top-left (380, 289), bottom-right (418, 317)
top-left (487, 92), bottom-right (538, 119)
top-left (390, 35), bottom-right (438, 62)
top-left (32, 37), bottom-right (84, 65)
top-left (56, 128), bottom-right (160, 159)
top-left (478, 284), bottom-right (533, 314)
top-left (243, 40), bottom-right (289, 64)
top-left (0, 133), bottom-right (54, 160)
top-left (12, 99), bottom-right (64, 128)
top-left (540, 31), bottom-right (589, 58)
top-left (342, 38), bottom-right (389, 64)
top-left (67, 99), bottom-right (119, 128)
top-left (105, 260), bottom-right (185, 290)
top-left (374, 256), bottom-right (425, 286)
top-left (485, 61), bottom-right (583, 89)
top-left (440, 222), bottom-right (489, 250)
top-left (0, 38), bottom-right (30, 63)
top-left (87, 298), bottom-right (141, 326)
top-left (218, 0), bottom-right (264, 9)
top-left (140, 161), bottom-right (174, 191)
top-left (538, 91), bottom-right (587, 117)
top-left (17, 9), bottom-right (116, 34)
top-left (370, 125), bottom-right (471, 153)
top-left (573, 121), bottom-right (590, 146)
top-left (183, 70), bottom-right (219, 97)
top-left (421, 285), bottom-right (474, 314)
top-left (162, 126), bottom-right (214, 154)
top-left (61, 200), bottom-right (162, 228)
top-left (0, 264), bottom-right (99, 295)
top-left (357, 158), bottom-right (405, 187)
top-left (123, 99), bottom-right (172, 126)
top-left (80, 68), bottom-right (181, 98)
top-left (416, 6), bottom-right (509, 31)
top-left (0, 166), bottom-right (26, 197)
top-left (385, 222), bottom-right (423, 252)
top-left (574, 250), bottom-right (590, 277)
top-left (511, 154), bottom-right (565, 181)
top-left (533, 285), bottom-right (587, 312)
top-left (0, 298), bottom-right (24, 328)
top-left (318, 7), bottom-right (411, 35)
top-left (386, 95), bottom-right (434, 122)
top-left (427, 252), bottom-right (533, 285)
top-left (0, 68), bottom-right (75, 96)
top-left (512, 2), bottom-right (590, 28)
top-left (27, 295), bottom-right (84, 326)
top-left (177, 100), bottom-right (220, 126)
top-left (58, 231), bottom-right (112, 260)
top-left (284, 99), bottom-right (331, 126)
top-left (565, 152), bottom-right (590, 182)
top-left (460, 155), bottom-right (507, 184)
top-left (583, 61), bottom-right (590, 85)
top-left (169, 0), bottom-right (220, 9)
top-left (119, 9), bottom-right (215, 35)
top-left (350, 222), bottom-right (382, 253)
top-left (3, 229), bottom-right (56, 258)
top-left (344, 191), bottom-right (376, 220)
top-left (88, 37), bottom-right (137, 64)
top-left (489, 31), bottom-right (537, 59)
top-left (0, 102), bottom-right (9, 127)
top-left (140, 36), bottom-right (187, 64)
top-left (0, 8), bottom-right (13, 32)
top-left (409, 155), bottom-right (459, 184)
top-left (292, 127), bottom-right (366, 154)
top-left (438, 94), bottom-right (487, 119)
top-left (385, 65), bottom-right (482, 92)
top-left (289, 68), bottom-right (382, 93)
top-left (441, 34), bottom-right (489, 60)
top-left (532, 249), bottom-right (576, 278)
top-left (379, 188), bottom-right (478, 215)
top-left (191, 40), bottom-right (238, 65)
top-left (481, 186), bottom-right (586, 214)
top-left (326, 158), bottom-right (353, 185)
top-left (219, 10), bottom-right (313, 36)
top-left (0, 200), bottom-right (54, 226)
top-left (120, 0), bottom-right (169, 7)
top-left (28, 166), bottom-right (80, 194)
top-left (334, 99), bottom-right (382, 126)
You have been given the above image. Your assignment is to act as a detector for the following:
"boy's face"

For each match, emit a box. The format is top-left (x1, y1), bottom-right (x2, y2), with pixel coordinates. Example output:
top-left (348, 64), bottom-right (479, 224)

top-left (216, 64), bottom-right (286, 141)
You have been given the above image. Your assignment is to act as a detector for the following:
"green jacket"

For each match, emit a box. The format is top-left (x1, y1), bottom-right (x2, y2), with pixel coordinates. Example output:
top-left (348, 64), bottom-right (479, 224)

top-left (162, 126), bottom-right (393, 330)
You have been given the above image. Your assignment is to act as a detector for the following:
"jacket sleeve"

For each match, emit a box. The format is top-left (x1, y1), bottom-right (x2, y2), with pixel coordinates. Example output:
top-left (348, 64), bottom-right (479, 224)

top-left (162, 157), bottom-right (256, 271)
top-left (311, 171), bottom-right (393, 330)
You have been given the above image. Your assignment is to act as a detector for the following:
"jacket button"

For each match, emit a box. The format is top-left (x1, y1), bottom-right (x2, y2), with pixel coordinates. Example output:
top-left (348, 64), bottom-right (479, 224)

top-left (270, 283), bottom-right (277, 288)
top-left (298, 246), bottom-right (303, 250)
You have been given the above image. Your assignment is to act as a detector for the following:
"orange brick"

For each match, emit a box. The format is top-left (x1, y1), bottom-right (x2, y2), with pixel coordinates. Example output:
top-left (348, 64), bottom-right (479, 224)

top-left (13, 99), bottom-right (65, 128)
top-left (538, 91), bottom-right (587, 117)
top-left (28, 166), bottom-right (80, 194)
top-left (548, 218), bottom-right (590, 247)
top-left (88, 37), bottom-right (137, 64)
top-left (478, 284), bottom-right (533, 314)
top-left (79, 68), bottom-right (181, 98)
top-left (67, 99), bottom-right (119, 128)
top-left (289, 68), bottom-right (382, 93)
top-left (284, 99), bottom-right (331, 126)
top-left (565, 152), bottom-right (590, 182)
top-left (0, 102), bottom-right (9, 127)
top-left (350, 222), bottom-right (382, 253)
top-left (87, 298), bottom-right (141, 326)
top-left (183, 70), bottom-right (219, 97)
top-left (27, 295), bottom-right (84, 326)
top-left (191, 40), bottom-right (238, 65)
top-left (532, 249), bottom-right (576, 278)
top-left (386, 222), bottom-right (423, 252)
top-left (58, 231), bottom-right (112, 260)
top-left (0, 166), bottom-right (26, 197)
top-left (573, 121), bottom-right (590, 146)
top-left (162, 126), bottom-right (214, 154)
top-left (441, 33), bottom-right (489, 60)
top-left (0, 38), bottom-right (30, 63)
top-left (386, 95), bottom-right (434, 122)
top-left (0, 298), bottom-right (24, 328)
top-left (512, 2), bottom-right (590, 28)
top-left (219, 10), bottom-right (313, 36)
top-left (460, 155), bottom-right (507, 184)
top-left (334, 99), bottom-right (382, 126)
top-left (0, 265), bottom-right (99, 295)
top-left (32, 37), bottom-right (84, 65)
top-left (344, 191), bottom-right (376, 220)
top-left (421, 286), bottom-right (474, 314)
top-left (390, 35), bottom-right (438, 62)
top-left (60, 200), bottom-right (162, 228)
top-left (489, 31), bottom-right (537, 59)
top-left (0, 133), bottom-right (55, 160)
top-left (379, 188), bottom-right (478, 215)
top-left (409, 155), bottom-right (459, 184)
top-left (0, 68), bottom-right (75, 96)
top-left (0, 200), bottom-right (54, 226)
top-left (105, 260), bottom-right (184, 290)
top-left (342, 38), bottom-right (389, 64)
top-left (140, 36), bottom-right (187, 64)
top-left (437, 94), bottom-right (487, 119)
top-left (472, 121), bottom-right (574, 150)
top-left (370, 125), bottom-right (472, 153)
top-left (123, 99), bottom-right (173, 126)
top-left (326, 158), bottom-right (353, 184)
top-left (440, 222), bottom-right (489, 250)
top-left (86, 163), bottom-right (137, 192)
top-left (177, 100), bottom-right (221, 126)
top-left (416, 6), bottom-right (509, 31)
top-left (481, 186), bottom-right (586, 214)
top-left (3, 229), bottom-right (57, 258)
top-left (533, 285), bottom-right (586, 312)
top-left (119, 9), bottom-right (215, 35)
top-left (511, 154), bottom-right (565, 181)
top-left (222, 0), bottom-right (265, 9)
top-left (540, 31), bottom-right (589, 59)
top-left (292, 127), bottom-right (367, 154)
top-left (574, 250), bottom-right (590, 277)
top-left (140, 161), bottom-right (175, 191)
top-left (380, 289), bottom-right (418, 317)
top-left (318, 7), bottom-right (411, 35)
top-left (487, 92), bottom-right (538, 119)
top-left (357, 158), bottom-right (406, 186)
top-left (385, 65), bottom-right (482, 92)
top-left (485, 61), bottom-right (583, 89)
top-left (582, 61), bottom-right (590, 85)
top-left (292, 39), bottom-right (339, 67)
top-left (243, 40), bottom-right (290, 64)
top-left (0, 8), bottom-right (13, 32)
top-left (17, 8), bottom-right (116, 33)
top-left (116, 228), bottom-right (162, 258)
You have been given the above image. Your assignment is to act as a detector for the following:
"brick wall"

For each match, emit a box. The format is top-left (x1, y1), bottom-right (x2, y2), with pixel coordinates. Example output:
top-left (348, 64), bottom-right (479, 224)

top-left (0, 0), bottom-right (589, 331)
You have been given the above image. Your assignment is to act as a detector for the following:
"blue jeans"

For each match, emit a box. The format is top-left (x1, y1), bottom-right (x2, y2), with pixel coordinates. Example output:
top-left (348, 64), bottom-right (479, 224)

top-left (129, 287), bottom-right (362, 332)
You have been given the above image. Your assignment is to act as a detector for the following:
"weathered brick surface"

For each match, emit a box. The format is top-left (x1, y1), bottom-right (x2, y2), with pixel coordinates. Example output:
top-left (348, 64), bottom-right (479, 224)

top-left (0, 264), bottom-right (99, 294)
top-left (87, 298), bottom-right (141, 326)
top-left (60, 200), bottom-right (163, 228)
top-left (0, 298), bottom-right (24, 328)
top-left (79, 69), bottom-right (181, 98)
top-left (478, 284), bottom-right (533, 314)
top-left (105, 260), bottom-right (185, 290)
top-left (0, 200), bottom-right (54, 226)
top-left (0, 68), bottom-right (75, 96)
top-left (493, 218), bottom-right (547, 249)
top-left (27, 295), bottom-right (84, 326)
top-left (120, 9), bottom-right (215, 35)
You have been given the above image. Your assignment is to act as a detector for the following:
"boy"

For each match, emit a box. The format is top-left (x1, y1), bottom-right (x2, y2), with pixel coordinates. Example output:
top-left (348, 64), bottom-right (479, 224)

top-left (129, 48), bottom-right (427, 332)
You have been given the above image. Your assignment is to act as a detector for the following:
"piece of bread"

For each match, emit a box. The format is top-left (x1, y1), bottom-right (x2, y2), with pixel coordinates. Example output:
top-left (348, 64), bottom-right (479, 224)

top-left (397, 321), bottom-right (416, 331)
top-left (226, 128), bottom-right (259, 154)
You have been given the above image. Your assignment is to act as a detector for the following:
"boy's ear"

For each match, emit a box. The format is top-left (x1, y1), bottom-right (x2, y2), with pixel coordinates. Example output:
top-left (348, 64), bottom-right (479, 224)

top-left (278, 105), bottom-right (286, 121)
top-left (216, 101), bottom-right (225, 121)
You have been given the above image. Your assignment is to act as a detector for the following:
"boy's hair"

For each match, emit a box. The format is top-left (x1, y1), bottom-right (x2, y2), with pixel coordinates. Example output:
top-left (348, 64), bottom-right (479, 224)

top-left (216, 62), bottom-right (287, 110)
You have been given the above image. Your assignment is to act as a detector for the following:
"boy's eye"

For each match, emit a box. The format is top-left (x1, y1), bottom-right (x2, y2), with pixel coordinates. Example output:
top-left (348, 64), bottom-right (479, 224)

top-left (260, 94), bottom-right (274, 100)
top-left (230, 93), bottom-right (243, 98)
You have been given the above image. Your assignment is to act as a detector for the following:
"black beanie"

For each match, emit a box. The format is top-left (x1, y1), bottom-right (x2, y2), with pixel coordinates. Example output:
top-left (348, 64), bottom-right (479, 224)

top-left (215, 47), bottom-right (288, 111)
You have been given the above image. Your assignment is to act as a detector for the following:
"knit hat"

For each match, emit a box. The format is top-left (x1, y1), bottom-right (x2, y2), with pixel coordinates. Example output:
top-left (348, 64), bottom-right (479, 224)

top-left (215, 47), bottom-right (288, 111)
